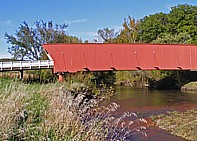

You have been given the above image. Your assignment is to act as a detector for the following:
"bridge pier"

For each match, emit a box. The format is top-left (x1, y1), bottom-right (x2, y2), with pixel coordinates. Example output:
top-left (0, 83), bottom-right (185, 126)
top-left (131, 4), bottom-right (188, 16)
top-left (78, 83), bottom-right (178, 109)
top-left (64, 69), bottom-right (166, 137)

top-left (58, 73), bottom-right (64, 82)
top-left (19, 70), bottom-right (24, 80)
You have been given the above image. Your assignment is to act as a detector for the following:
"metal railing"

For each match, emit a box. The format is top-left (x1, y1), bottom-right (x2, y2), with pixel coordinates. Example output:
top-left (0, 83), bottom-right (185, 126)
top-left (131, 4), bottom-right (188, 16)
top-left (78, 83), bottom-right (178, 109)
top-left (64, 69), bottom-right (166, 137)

top-left (0, 60), bottom-right (54, 71)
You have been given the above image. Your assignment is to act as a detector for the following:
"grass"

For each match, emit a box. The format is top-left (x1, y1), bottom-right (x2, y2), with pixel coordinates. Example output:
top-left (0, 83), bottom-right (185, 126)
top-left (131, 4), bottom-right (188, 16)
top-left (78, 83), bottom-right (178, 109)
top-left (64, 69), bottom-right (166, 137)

top-left (0, 78), bottom-right (147, 140)
top-left (181, 81), bottom-right (197, 91)
top-left (151, 109), bottom-right (197, 141)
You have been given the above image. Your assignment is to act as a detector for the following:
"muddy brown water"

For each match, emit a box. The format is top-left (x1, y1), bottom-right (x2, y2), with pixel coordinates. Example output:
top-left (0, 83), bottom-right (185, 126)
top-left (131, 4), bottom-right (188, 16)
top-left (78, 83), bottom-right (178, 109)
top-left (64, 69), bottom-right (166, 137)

top-left (101, 86), bottom-right (197, 141)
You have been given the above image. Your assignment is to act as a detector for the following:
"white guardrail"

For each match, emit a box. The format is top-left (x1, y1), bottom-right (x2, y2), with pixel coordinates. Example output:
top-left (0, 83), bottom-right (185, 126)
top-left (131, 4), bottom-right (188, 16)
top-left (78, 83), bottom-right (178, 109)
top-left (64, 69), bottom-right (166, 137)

top-left (0, 60), bottom-right (54, 71)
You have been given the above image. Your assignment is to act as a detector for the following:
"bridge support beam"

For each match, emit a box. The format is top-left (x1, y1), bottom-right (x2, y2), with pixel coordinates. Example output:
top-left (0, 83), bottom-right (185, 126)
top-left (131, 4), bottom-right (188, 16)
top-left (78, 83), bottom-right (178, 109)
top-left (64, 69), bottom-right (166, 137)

top-left (58, 73), bottom-right (64, 82)
top-left (19, 70), bottom-right (24, 80)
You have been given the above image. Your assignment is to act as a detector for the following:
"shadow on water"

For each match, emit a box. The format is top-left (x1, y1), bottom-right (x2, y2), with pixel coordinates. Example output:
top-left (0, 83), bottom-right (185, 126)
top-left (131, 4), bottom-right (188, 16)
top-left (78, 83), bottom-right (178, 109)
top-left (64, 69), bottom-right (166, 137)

top-left (101, 85), bottom-right (197, 141)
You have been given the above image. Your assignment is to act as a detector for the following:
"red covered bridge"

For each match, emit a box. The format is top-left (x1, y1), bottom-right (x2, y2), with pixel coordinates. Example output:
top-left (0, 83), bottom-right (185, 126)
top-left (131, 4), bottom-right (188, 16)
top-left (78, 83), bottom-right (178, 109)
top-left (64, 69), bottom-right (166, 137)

top-left (42, 44), bottom-right (197, 81)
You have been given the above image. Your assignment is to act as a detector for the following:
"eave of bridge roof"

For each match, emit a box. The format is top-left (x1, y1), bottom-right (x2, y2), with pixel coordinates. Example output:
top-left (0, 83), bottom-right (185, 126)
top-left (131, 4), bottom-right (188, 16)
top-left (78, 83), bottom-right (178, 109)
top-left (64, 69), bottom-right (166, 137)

top-left (42, 44), bottom-right (197, 73)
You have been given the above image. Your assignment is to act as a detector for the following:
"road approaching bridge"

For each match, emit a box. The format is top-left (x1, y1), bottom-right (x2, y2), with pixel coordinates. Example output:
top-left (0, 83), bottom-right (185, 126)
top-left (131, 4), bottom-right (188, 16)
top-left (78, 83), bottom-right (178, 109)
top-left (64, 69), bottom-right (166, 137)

top-left (42, 43), bottom-right (197, 82)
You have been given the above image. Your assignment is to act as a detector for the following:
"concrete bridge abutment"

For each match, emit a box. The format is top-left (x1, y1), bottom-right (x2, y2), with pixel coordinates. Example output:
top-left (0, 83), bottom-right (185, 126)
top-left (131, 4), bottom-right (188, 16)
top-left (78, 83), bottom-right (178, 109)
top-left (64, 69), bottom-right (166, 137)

top-left (19, 70), bottom-right (24, 80)
top-left (58, 73), bottom-right (65, 82)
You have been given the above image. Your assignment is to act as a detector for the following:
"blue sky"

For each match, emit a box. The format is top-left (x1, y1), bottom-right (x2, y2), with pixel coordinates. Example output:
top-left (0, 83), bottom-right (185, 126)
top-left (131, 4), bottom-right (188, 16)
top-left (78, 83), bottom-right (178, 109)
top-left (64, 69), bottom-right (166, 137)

top-left (0, 0), bottom-right (197, 58)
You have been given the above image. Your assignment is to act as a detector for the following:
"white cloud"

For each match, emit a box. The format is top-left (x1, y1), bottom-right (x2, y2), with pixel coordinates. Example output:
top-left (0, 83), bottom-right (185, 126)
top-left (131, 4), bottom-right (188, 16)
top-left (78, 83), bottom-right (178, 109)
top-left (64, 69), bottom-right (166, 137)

top-left (76, 31), bottom-right (98, 38)
top-left (165, 4), bottom-right (177, 12)
top-left (96, 25), bottom-right (123, 34)
top-left (75, 25), bottom-right (123, 43)
top-left (166, 5), bottom-right (172, 11)
top-left (64, 19), bottom-right (88, 24)
top-left (71, 24), bottom-right (122, 43)
top-left (0, 53), bottom-right (11, 59)
top-left (85, 31), bottom-right (98, 36)
top-left (109, 25), bottom-right (123, 32)
top-left (0, 20), bottom-right (13, 26)
top-left (73, 31), bottom-right (98, 42)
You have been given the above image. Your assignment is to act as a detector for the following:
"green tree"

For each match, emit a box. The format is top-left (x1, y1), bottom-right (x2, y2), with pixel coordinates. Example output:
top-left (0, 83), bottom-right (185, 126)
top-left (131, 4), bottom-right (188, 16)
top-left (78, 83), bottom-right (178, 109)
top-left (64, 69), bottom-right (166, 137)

top-left (117, 16), bottom-right (139, 43)
top-left (137, 12), bottom-right (167, 43)
top-left (5, 21), bottom-right (82, 60)
top-left (97, 28), bottom-right (118, 43)
top-left (167, 4), bottom-right (197, 43)
top-left (152, 32), bottom-right (192, 44)
top-left (137, 4), bottom-right (197, 43)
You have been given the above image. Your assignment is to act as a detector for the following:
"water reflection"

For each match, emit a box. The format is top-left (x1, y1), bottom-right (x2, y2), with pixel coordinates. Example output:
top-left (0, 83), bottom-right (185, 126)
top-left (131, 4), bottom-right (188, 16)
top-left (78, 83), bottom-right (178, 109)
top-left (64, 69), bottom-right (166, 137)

top-left (102, 85), bottom-right (197, 109)
top-left (100, 86), bottom-right (195, 141)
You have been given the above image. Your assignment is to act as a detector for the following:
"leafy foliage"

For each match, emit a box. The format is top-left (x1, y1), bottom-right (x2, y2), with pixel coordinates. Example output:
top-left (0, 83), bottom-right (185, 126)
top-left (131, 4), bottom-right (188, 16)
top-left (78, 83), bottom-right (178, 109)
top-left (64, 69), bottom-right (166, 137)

top-left (167, 4), bottom-right (197, 44)
top-left (91, 71), bottom-right (116, 86)
top-left (138, 4), bottom-right (197, 43)
top-left (97, 28), bottom-right (118, 43)
top-left (152, 32), bottom-right (192, 44)
top-left (137, 12), bottom-right (167, 43)
top-left (5, 21), bottom-right (82, 60)
top-left (118, 16), bottom-right (140, 43)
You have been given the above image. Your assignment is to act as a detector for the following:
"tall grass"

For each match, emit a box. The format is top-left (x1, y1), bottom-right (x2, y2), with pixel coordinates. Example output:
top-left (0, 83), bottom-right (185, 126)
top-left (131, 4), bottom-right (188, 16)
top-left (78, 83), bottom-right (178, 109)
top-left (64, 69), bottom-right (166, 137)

top-left (0, 79), bottom-right (147, 140)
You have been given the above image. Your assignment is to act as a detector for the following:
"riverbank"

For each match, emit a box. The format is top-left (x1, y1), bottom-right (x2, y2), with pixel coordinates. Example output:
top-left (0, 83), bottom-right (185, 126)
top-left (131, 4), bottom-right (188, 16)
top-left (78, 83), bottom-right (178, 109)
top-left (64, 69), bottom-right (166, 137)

top-left (101, 85), bottom-right (197, 140)
top-left (2, 77), bottom-right (197, 140)
top-left (0, 78), bottom-right (147, 140)
top-left (181, 81), bottom-right (197, 92)
top-left (151, 109), bottom-right (197, 141)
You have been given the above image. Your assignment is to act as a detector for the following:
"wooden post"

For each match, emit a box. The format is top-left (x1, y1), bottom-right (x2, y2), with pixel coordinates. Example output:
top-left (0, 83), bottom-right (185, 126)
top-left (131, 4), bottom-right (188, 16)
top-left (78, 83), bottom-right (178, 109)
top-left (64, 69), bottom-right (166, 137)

top-left (20, 70), bottom-right (24, 80)
top-left (58, 73), bottom-right (64, 82)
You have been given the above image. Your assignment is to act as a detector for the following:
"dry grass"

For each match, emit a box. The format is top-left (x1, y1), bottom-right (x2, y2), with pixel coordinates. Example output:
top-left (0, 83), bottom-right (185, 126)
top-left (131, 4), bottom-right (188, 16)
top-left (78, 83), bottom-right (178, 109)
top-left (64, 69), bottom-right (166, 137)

top-left (0, 79), bottom-right (147, 140)
top-left (151, 110), bottom-right (197, 141)
top-left (181, 81), bottom-right (197, 91)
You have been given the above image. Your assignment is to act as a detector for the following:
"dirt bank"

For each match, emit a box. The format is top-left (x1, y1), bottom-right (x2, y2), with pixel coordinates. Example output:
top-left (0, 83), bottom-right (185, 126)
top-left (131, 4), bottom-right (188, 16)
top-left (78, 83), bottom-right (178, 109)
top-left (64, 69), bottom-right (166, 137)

top-left (181, 82), bottom-right (197, 92)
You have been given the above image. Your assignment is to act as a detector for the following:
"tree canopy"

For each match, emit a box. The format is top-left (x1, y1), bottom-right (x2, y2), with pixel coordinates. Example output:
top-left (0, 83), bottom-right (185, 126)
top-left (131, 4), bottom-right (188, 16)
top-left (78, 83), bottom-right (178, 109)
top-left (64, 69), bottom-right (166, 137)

top-left (5, 21), bottom-right (82, 60)
top-left (97, 28), bottom-right (118, 43)
top-left (137, 4), bottom-right (197, 43)
top-left (97, 4), bottom-right (197, 44)
top-left (167, 4), bottom-right (197, 43)
top-left (117, 16), bottom-right (139, 43)
top-left (137, 12), bottom-right (167, 43)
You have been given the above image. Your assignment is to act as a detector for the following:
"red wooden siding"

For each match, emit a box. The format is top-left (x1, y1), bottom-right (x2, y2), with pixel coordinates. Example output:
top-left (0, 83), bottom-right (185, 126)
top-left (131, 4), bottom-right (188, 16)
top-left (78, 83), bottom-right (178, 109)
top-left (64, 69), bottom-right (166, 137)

top-left (42, 44), bottom-right (197, 73)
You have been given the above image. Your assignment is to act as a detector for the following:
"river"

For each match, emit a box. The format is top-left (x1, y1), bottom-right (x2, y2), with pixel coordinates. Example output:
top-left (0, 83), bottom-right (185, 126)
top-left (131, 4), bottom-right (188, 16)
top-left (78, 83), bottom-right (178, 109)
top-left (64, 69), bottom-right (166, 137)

top-left (101, 86), bottom-right (197, 141)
